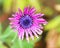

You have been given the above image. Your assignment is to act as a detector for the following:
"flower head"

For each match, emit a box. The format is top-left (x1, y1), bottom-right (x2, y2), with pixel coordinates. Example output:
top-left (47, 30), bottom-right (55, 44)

top-left (9, 6), bottom-right (47, 42)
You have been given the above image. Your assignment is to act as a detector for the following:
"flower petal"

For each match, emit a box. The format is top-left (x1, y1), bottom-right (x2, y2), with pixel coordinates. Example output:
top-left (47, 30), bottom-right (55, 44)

top-left (12, 14), bottom-right (17, 17)
top-left (37, 18), bottom-right (47, 25)
top-left (28, 29), bottom-right (34, 40)
top-left (31, 26), bottom-right (39, 38)
top-left (18, 28), bottom-right (24, 39)
top-left (21, 30), bottom-right (24, 40)
top-left (35, 29), bottom-right (43, 35)
top-left (18, 8), bottom-right (23, 16)
top-left (38, 29), bottom-right (43, 35)
top-left (25, 30), bottom-right (29, 42)
top-left (24, 6), bottom-right (29, 15)
top-left (8, 18), bottom-right (19, 21)
top-left (29, 7), bottom-right (36, 15)
top-left (32, 29), bottom-right (39, 38)
top-left (33, 13), bottom-right (44, 18)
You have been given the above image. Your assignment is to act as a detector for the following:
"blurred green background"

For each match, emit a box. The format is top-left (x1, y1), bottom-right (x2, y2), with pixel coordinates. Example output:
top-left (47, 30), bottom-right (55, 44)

top-left (0, 0), bottom-right (60, 48)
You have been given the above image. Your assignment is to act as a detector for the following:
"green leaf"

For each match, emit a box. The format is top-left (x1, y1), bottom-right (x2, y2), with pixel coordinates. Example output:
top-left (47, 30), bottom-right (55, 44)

top-left (0, 25), bottom-right (41, 48)
top-left (56, 25), bottom-right (60, 33)
top-left (22, 37), bottom-right (40, 48)
top-left (0, 25), bottom-right (17, 47)
top-left (45, 15), bottom-right (60, 30)
top-left (11, 37), bottom-right (41, 48)
top-left (0, 26), bottom-right (14, 40)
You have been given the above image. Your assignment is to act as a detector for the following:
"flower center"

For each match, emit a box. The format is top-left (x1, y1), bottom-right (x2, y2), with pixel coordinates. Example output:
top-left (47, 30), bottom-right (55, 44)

top-left (19, 15), bottom-right (33, 29)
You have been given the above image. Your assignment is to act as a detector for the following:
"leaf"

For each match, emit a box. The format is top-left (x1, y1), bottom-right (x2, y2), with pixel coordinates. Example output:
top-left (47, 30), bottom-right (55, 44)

top-left (0, 26), bottom-right (15, 40)
top-left (0, 25), bottom-right (17, 47)
top-left (45, 15), bottom-right (60, 30)
top-left (56, 25), bottom-right (60, 33)
top-left (0, 25), bottom-right (41, 48)
top-left (22, 37), bottom-right (40, 48)
top-left (11, 36), bottom-right (41, 48)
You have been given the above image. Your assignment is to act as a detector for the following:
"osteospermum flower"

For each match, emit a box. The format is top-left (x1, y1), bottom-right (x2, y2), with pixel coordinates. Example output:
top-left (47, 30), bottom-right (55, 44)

top-left (9, 6), bottom-right (47, 42)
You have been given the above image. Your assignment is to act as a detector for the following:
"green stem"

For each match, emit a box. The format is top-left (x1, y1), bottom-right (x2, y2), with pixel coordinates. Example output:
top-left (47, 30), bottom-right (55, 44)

top-left (18, 39), bottom-right (23, 48)
top-left (11, 32), bottom-right (17, 42)
top-left (0, 23), bottom-right (2, 35)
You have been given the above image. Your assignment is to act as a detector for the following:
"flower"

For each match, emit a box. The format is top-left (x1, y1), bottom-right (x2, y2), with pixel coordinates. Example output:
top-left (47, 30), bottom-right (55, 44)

top-left (9, 6), bottom-right (47, 42)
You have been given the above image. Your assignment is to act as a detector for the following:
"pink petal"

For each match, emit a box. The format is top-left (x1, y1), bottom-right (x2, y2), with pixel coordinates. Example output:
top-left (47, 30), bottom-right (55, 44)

top-left (12, 13), bottom-right (22, 20)
top-left (33, 13), bottom-right (44, 18)
top-left (37, 29), bottom-right (43, 35)
top-left (18, 8), bottom-right (22, 16)
top-left (10, 21), bottom-right (18, 24)
top-left (15, 26), bottom-right (20, 31)
top-left (29, 7), bottom-right (36, 15)
top-left (10, 23), bottom-right (19, 28)
top-left (32, 29), bottom-right (39, 38)
top-left (28, 29), bottom-right (34, 40)
top-left (15, 12), bottom-right (22, 19)
top-left (35, 29), bottom-right (43, 35)
top-left (32, 20), bottom-right (39, 28)
top-left (8, 18), bottom-right (16, 20)
top-left (30, 26), bottom-right (39, 38)
top-left (25, 30), bottom-right (29, 42)
top-left (21, 30), bottom-right (24, 40)
top-left (18, 32), bottom-right (21, 39)
top-left (12, 14), bottom-right (17, 17)
top-left (10, 24), bottom-right (19, 30)
top-left (12, 8), bottom-right (22, 18)
top-left (24, 6), bottom-right (29, 15)
top-left (18, 28), bottom-right (24, 39)
top-left (39, 25), bottom-right (43, 29)
top-left (37, 18), bottom-right (47, 25)
top-left (9, 20), bottom-right (19, 24)
top-left (8, 18), bottom-right (19, 21)
top-left (33, 19), bottom-right (38, 25)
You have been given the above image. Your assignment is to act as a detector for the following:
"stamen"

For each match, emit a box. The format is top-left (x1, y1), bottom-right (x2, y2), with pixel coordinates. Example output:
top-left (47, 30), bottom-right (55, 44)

top-left (19, 15), bottom-right (33, 29)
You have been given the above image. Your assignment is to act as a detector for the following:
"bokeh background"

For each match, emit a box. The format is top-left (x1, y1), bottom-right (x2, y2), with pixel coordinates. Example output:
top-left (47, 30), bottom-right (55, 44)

top-left (0, 0), bottom-right (60, 48)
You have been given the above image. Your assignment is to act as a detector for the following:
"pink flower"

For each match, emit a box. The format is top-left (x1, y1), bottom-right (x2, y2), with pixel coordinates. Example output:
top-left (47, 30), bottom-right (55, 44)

top-left (9, 6), bottom-right (47, 42)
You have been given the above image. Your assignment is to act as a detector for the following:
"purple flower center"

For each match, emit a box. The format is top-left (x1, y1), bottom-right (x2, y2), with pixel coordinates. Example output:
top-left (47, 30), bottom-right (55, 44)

top-left (20, 15), bottom-right (33, 29)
